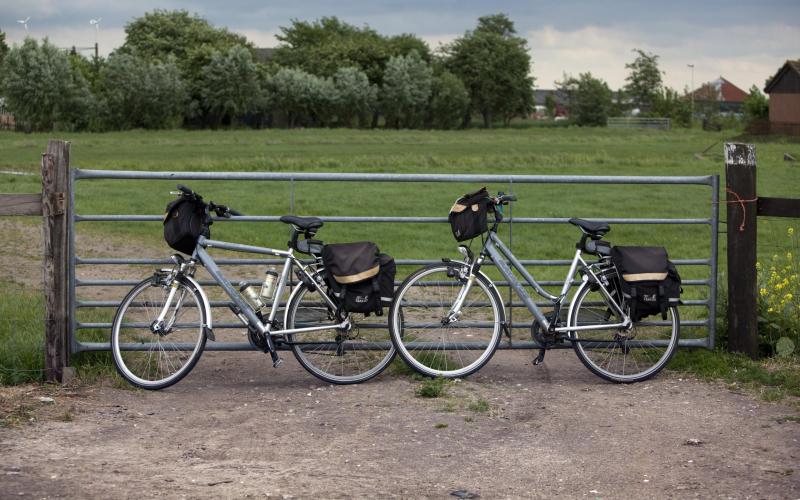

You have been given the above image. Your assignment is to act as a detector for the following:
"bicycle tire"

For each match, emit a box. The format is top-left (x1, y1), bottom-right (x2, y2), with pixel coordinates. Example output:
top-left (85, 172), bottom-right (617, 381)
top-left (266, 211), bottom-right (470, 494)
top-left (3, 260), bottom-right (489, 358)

top-left (389, 263), bottom-right (503, 378)
top-left (111, 276), bottom-right (207, 390)
top-left (569, 280), bottom-right (680, 383)
top-left (285, 283), bottom-right (395, 384)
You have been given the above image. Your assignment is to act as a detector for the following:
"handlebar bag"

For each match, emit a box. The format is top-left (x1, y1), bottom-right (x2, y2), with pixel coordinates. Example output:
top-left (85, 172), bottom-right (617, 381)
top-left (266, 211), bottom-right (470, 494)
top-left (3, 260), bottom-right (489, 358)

top-left (611, 246), bottom-right (682, 321)
top-left (449, 187), bottom-right (491, 242)
top-left (163, 197), bottom-right (210, 255)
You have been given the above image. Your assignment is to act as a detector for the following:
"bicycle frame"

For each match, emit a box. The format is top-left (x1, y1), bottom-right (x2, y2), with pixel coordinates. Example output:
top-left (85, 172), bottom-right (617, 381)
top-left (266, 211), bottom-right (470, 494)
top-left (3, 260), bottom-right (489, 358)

top-left (190, 235), bottom-right (348, 339)
top-left (465, 231), bottom-right (630, 334)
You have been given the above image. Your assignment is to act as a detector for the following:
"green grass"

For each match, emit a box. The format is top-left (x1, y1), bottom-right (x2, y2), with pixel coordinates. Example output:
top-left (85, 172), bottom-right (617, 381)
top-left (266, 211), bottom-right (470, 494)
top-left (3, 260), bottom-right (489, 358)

top-left (669, 349), bottom-right (800, 401)
top-left (467, 399), bottom-right (491, 413)
top-left (1, 127), bottom-right (798, 388)
top-left (0, 283), bottom-right (45, 384)
top-left (415, 377), bottom-right (447, 398)
top-left (0, 281), bottom-right (120, 386)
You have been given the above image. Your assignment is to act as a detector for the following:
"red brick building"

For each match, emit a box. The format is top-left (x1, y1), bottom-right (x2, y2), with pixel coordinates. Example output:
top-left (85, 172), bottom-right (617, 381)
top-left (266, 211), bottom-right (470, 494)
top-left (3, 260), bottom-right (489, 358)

top-left (691, 77), bottom-right (748, 113)
top-left (764, 60), bottom-right (800, 136)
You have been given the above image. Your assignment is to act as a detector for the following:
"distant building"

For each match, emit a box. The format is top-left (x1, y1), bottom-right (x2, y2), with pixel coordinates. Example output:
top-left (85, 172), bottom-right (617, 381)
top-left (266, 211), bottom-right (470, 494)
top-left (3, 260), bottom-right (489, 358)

top-left (764, 60), bottom-right (800, 136)
top-left (690, 77), bottom-right (748, 114)
top-left (254, 48), bottom-right (275, 64)
top-left (533, 89), bottom-right (570, 118)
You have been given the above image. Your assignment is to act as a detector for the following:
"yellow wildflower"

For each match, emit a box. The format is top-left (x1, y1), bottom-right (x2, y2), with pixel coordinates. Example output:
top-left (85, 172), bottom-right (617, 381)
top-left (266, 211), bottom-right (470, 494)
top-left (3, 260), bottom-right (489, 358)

top-left (760, 288), bottom-right (768, 297)
top-left (787, 293), bottom-right (794, 301)
top-left (789, 227), bottom-right (795, 236)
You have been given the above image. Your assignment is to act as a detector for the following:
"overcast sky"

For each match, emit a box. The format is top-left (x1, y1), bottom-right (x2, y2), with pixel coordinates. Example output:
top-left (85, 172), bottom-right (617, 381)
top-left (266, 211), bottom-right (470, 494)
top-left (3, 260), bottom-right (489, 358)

top-left (1, 0), bottom-right (798, 92)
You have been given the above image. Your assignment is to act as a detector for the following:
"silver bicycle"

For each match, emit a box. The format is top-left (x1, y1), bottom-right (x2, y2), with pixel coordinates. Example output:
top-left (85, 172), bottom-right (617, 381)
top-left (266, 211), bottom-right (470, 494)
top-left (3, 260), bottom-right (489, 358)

top-left (389, 192), bottom-right (680, 383)
top-left (111, 185), bottom-right (395, 390)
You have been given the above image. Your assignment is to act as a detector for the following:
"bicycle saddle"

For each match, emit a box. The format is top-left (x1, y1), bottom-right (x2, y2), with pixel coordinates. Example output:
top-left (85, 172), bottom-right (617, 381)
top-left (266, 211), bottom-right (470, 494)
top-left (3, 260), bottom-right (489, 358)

top-left (280, 215), bottom-right (324, 231)
top-left (569, 218), bottom-right (610, 237)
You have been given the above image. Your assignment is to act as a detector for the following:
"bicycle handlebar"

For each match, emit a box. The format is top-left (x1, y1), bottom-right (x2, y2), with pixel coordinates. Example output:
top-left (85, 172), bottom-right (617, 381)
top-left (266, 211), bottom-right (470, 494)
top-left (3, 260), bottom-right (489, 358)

top-left (492, 192), bottom-right (517, 205)
top-left (172, 185), bottom-right (244, 217)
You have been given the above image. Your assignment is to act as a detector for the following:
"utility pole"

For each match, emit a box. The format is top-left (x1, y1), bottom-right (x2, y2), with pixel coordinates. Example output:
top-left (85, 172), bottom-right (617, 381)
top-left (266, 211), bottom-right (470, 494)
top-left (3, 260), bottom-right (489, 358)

top-left (688, 64), bottom-right (695, 122)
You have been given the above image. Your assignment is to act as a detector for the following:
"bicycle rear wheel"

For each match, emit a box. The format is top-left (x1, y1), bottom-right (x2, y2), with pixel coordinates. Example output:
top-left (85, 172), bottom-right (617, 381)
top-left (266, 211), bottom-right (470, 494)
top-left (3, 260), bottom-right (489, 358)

top-left (111, 276), bottom-right (207, 390)
top-left (389, 264), bottom-right (503, 378)
top-left (569, 281), bottom-right (679, 383)
top-left (285, 283), bottom-right (395, 384)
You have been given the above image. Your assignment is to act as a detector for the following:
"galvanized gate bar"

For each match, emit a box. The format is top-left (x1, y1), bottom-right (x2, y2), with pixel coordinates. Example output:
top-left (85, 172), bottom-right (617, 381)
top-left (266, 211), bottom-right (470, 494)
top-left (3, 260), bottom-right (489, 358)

top-left (75, 169), bottom-right (715, 185)
top-left (68, 169), bottom-right (719, 354)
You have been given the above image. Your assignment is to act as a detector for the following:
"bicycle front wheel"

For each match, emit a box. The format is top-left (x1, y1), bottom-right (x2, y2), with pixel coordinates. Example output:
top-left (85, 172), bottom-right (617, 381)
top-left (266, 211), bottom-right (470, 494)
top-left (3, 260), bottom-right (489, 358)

top-left (389, 264), bottom-right (503, 378)
top-left (569, 281), bottom-right (679, 383)
top-left (111, 276), bottom-right (207, 390)
top-left (285, 284), bottom-right (395, 385)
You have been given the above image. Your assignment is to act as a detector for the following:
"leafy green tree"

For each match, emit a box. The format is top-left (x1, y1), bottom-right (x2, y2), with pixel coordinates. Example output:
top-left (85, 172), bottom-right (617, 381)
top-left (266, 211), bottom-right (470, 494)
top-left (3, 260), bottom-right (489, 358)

top-left (443, 13), bottom-right (534, 127)
top-left (333, 67), bottom-right (377, 127)
top-left (743, 85), bottom-right (769, 122)
top-left (200, 46), bottom-right (261, 127)
top-left (120, 10), bottom-right (251, 123)
top-left (570, 73), bottom-right (612, 126)
top-left (624, 49), bottom-right (663, 112)
top-left (0, 38), bottom-right (91, 131)
top-left (651, 87), bottom-right (692, 127)
top-left (380, 51), bottom-right (433, 129)
top-left (270, 68), bottom-right (326, 128)
top-left (544, 93), bottom-right (557, 118)
top-left (274, 18), bottom-right (430, 85)
top-left (0, 31), bottom-right (8, 65)
top-left (386, 33), bottom-right (432, 62)
top-left (99, 53), bottom-right (187, 130)
top-left (274, 17), bottom-right (388, 85)
top-left (429, 71), bottom-right (469, 129)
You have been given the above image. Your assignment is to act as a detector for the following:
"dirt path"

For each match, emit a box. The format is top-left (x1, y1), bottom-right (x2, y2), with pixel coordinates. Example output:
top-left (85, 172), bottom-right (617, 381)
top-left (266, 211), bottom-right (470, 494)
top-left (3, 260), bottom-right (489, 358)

top-left (1, 350), bottom-right (799, 499)
top-left (2, 220), bottom-right (799, 498)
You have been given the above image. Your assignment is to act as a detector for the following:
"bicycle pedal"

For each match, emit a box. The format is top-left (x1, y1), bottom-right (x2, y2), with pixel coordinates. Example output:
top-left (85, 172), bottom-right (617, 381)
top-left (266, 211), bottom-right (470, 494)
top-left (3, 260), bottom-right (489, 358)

top-left (532, 349), bottom-right (546, 366)
top-left (272, 357), bottom-right (283, 368)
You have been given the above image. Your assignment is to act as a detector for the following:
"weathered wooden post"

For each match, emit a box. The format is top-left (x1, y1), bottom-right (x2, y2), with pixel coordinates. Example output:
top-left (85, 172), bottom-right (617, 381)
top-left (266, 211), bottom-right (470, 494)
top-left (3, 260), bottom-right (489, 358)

top-left (41, 140), bottom-right (71, 382)
top-left (725, 143), bottom-right (758, 358)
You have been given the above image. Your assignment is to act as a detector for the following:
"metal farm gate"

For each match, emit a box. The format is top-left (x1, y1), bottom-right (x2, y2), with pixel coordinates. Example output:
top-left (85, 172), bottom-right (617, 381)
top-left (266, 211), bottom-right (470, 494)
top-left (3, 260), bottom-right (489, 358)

top-left (66, 169), bottom-right (720, 355)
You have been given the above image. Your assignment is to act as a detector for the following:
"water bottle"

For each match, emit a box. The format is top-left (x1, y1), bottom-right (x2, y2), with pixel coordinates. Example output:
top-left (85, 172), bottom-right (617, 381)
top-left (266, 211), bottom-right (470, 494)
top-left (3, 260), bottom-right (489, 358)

top-left (240, 282), bottom-right (265, 311)
top-left (260, 267), bottom-right (279, 301)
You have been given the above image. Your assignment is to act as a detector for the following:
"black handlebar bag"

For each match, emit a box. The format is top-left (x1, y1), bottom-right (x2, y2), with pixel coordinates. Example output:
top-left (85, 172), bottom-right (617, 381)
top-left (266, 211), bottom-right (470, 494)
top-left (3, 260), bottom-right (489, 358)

top-left (448, 187), bottom-right (491, 242)
top-left (163, 197), bottom-right (211, 255)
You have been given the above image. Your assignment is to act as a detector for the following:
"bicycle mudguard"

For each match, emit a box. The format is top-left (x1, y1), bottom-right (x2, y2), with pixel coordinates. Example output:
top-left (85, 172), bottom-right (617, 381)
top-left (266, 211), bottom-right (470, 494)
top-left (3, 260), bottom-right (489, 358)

top-left (181, 274), bottom-right (215, 341)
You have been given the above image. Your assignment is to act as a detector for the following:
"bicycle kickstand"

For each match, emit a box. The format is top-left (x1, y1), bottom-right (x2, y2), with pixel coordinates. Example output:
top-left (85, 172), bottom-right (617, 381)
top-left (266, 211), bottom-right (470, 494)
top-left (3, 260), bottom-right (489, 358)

top-left (532, 348), bottom-right (546, 366)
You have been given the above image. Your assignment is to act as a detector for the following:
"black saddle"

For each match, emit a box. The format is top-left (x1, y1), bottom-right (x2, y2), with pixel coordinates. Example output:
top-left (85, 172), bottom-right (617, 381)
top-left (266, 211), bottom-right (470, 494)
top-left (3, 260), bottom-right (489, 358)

top-left (280, 215), bottom-right (324, 231)
top-left (569, 218), bottom-right (610, 237)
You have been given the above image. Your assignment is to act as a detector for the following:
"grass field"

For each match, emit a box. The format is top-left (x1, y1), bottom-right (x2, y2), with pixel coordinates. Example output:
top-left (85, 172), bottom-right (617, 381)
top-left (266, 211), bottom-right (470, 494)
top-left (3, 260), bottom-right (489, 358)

top-left (1, 126), bottom-right (798, 389)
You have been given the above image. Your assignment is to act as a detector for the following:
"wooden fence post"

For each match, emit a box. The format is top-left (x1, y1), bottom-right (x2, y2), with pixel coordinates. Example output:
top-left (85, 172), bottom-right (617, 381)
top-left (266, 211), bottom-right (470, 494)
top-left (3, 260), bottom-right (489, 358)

top-left (42, 140), bottom-right (71, 382)
top-left (725, 143), bottom-right (758, 358)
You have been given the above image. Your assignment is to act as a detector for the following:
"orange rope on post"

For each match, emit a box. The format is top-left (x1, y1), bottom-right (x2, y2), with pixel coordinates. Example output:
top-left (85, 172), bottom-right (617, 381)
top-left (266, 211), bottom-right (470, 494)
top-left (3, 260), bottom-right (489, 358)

top-left (723, 188), bottom-right (758, 232)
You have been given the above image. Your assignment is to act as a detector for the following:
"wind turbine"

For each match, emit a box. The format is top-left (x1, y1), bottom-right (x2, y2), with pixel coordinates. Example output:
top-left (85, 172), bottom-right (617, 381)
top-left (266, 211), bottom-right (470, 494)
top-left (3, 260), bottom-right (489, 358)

top-left (89, 18), bottom-right (102, 58)
top-left (17, 17), bottom-right (30, 34)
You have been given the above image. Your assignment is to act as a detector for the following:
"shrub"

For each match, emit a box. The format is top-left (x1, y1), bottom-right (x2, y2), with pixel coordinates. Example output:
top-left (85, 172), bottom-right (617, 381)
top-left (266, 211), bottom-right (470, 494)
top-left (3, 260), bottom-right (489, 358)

top-left (757, 227), bottom-right (799, 357)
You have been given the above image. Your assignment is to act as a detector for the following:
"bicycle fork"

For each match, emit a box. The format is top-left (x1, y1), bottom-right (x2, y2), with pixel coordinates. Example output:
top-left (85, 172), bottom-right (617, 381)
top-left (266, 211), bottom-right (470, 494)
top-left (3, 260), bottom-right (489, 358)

top-left (151, 281), bottom-right (186, 336)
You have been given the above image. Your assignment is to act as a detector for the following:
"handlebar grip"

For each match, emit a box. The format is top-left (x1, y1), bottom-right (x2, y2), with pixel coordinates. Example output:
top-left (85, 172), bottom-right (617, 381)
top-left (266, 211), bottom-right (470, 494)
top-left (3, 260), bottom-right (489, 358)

top-left (176, 184), bottom-right (193, 195)
top-left (228, 209), bottom-right (243, 216)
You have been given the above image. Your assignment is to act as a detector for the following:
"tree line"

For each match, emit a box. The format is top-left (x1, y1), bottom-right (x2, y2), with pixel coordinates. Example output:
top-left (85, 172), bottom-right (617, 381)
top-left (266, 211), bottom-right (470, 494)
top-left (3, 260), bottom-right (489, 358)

top-left (0, 11), bottom-right (769, 132)
top-left (0, 11), bottom-right (532, 132)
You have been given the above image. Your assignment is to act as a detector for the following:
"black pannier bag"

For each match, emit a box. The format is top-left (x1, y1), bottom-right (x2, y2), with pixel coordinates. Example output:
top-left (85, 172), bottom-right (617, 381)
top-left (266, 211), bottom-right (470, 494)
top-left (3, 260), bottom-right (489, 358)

top-left (322, 242), bottom-right (396, 315)
top-left (163, 197), bottom-right (210, 255)
top-left (611, 246), bottom-right (682, 321)
top-left (449, 187), bottom-right (491, 242)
